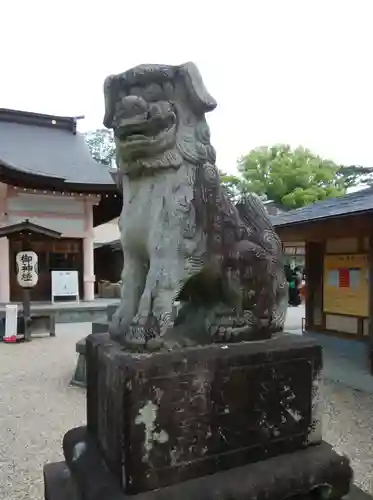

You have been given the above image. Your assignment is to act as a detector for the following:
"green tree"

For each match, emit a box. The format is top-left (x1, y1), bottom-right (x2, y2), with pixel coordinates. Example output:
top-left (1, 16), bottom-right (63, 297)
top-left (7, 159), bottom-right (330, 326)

top-left (219, 170), bottom-right (265, 203)
top-left (230, 144), bottom-right (373, 209)
top-left (84, 128), bottom-right (116, 167)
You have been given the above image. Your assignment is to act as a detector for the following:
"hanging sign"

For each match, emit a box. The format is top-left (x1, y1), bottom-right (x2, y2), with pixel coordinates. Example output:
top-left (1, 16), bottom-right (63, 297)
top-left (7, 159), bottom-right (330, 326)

top-left (51, 270), bottom-right (80, 303)
top-left (16, 251), bottom-right (38, 288)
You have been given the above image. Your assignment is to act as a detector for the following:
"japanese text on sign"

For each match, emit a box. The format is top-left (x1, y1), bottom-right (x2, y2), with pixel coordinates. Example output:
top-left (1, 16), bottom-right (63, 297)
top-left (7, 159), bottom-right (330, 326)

top-left (16, 251), bottom-right (38, 288)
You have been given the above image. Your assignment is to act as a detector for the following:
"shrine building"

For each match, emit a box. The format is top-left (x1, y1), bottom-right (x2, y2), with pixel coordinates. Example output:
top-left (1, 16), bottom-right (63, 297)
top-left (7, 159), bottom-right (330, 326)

top-left (272, 189), bottom-right (373, 340)
top-left (272, 189), bottom-right (373, 373)
top-left (0, 108), bottom-right (121, 303)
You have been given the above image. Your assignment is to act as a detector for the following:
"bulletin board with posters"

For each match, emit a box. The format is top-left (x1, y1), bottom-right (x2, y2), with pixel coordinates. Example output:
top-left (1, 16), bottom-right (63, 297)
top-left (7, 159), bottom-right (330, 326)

top-left (323, 254), bottom-right (369, 317)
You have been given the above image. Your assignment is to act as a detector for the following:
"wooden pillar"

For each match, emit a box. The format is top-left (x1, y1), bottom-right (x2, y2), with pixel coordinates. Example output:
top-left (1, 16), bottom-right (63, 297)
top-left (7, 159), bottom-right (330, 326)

top-left (83, 236), bottom-right (95, 301)
top-left (367, 232), bottom-right (373, 374)
top-left (0, 236), bottom-right (10, 302)
top-left (83, 199), bottom-right (95, 301)
top-left (305, 241), bottom-right (324, 332)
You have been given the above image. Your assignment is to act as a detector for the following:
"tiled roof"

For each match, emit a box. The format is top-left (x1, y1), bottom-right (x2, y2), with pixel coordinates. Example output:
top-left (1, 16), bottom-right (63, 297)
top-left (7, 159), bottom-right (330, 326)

top-left (270, 187), bottom-right (373, 227)
top-left (94, 238), bottom-right (120, 251)
top-left (93, 219), bottom-right (120, 245)
top-left (0, 108), bottom-right (114, 188)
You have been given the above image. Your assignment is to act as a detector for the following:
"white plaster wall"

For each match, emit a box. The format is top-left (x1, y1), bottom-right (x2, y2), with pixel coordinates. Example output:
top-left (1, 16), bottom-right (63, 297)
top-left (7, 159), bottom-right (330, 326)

top-left (8, 193), bottom-right (85, 215)
top-left (325, 314), bottom-right (358, 334)
top-left (4, 192), bottom-right (89, 237)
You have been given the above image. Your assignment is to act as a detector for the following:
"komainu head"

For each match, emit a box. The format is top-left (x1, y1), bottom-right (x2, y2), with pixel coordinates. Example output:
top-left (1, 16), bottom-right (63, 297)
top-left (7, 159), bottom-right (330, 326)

top-left (103, 62), bottom-right (217, 175)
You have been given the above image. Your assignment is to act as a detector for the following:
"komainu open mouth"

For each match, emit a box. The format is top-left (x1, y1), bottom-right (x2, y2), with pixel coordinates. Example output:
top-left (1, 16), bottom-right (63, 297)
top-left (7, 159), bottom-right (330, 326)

top-left (115, 114), bottom-right (175, 142)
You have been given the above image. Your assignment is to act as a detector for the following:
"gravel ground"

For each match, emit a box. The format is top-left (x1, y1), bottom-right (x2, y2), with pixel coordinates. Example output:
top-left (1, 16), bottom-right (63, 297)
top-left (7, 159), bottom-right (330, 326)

top-left (0, 325), bottom-right (87, 500)
top-left (0, 323), bottom-right (372, 499)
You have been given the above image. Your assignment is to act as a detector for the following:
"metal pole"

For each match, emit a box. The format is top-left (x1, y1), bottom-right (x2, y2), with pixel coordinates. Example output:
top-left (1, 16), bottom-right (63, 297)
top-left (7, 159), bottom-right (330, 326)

top-left (21, 235), bottom-right (32, 342)
top-left (23, 288), bottom-right (31, 341)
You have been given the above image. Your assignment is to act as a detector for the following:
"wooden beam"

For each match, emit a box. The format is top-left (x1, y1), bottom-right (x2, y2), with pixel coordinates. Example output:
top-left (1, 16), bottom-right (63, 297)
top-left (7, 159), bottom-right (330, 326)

top-left (275, 214), bottom-right (373, 242)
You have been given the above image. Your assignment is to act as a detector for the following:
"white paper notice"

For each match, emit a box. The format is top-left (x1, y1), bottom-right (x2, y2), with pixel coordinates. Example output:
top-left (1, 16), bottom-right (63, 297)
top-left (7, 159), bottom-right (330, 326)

top-left (349, 269), bottom-right (360, 288)
top-left (327, 270), bottom-right (339, 287)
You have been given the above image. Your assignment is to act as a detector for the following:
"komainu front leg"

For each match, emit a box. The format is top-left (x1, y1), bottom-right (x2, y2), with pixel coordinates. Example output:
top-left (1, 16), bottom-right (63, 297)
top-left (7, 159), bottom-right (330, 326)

top-left (126, 257), bottom-right (184, 350)
top-left (109, 253), bottom-right (146, 343)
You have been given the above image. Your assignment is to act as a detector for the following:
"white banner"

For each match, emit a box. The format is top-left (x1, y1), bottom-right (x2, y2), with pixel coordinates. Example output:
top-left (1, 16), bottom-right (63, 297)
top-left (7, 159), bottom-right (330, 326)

top-left (51, 270), bottom-right (79, 303)
top-left (4, 304), bottom-right (18, 343)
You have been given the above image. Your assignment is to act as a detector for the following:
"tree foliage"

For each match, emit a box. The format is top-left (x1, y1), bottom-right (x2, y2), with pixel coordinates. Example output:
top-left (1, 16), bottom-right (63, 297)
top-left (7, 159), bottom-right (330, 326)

top-left (84, 128), bottom-right (116, 167)
top-left (226, 144), bottom-right (373, 209)
top-left (84, 133), bottom-right (373, 210)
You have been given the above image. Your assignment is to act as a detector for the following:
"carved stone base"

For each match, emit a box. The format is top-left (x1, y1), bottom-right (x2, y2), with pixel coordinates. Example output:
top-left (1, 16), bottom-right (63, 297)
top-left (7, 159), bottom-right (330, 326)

top-left (43, 427), bottom-right (353, 500)
top-left (70, 323), bottom-right (111, 387)
top-left (70, 305), bottom-right (116, 388)
top-left (85, 333), bottom-right (324, 493)
top-left (44, 461), bottom-right (81, 500)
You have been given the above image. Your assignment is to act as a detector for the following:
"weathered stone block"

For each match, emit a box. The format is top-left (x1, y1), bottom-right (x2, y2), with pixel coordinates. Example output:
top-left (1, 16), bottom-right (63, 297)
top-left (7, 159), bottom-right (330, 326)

top-left (44, 427), bottom-right (353, 500)
top-left (86, 333), bottom-right (322, 494)
top-left (91, 321), bottom-right (109, 334)
top-left (44, 461), bottom-right (81, 500)
top-left (70, 306), bottom-right (116, 388)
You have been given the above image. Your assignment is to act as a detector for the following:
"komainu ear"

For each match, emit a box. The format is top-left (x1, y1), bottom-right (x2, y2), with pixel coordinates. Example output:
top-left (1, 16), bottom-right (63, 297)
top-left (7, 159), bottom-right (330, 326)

top-left (103, 75), bottom-right (117, 128)
top-left (178, 62), bottom-right (217, 114)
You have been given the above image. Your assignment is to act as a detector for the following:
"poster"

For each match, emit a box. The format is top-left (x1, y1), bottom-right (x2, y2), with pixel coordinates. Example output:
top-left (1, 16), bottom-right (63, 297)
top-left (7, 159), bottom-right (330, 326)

top-left (323, 254), bottom-right (369, 317)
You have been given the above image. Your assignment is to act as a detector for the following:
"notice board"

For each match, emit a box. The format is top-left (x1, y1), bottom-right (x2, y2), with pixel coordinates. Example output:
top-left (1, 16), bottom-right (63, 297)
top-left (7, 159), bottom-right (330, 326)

top-left (323, 254), bottom-right (369, 317)
top-left (51, 270), bottom-right (80, 303)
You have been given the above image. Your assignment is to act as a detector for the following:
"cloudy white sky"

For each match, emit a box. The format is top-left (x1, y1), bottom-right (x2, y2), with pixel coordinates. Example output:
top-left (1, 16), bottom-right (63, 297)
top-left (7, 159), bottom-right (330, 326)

top-left (1, 0), bottom-right (372, 174)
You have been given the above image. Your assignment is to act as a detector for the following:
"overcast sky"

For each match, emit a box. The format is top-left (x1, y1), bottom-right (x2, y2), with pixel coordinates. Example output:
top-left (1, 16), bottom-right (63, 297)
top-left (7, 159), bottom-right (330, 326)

top-left (1, 0), bottom-right (372, 173)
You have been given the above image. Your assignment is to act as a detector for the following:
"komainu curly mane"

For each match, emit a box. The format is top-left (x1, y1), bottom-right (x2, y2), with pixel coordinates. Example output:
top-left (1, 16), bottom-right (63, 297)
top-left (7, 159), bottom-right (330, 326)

top-left (103, 62), bottom-right (288, 349)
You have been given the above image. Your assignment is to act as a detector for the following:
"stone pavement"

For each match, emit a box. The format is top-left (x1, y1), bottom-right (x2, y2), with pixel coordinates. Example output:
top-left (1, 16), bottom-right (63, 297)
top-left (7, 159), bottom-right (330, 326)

top-left (284, 304), bottom-right (306, 332)
top-left (1, 321), bottom-right (373, 499)
top-left (285, 306), bottom-right (373, 394)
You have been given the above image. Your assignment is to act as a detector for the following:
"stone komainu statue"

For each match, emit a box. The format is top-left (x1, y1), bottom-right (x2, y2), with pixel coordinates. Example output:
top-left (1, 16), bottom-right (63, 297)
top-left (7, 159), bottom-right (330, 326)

top-left (103, 62), bottom-right (288, 349)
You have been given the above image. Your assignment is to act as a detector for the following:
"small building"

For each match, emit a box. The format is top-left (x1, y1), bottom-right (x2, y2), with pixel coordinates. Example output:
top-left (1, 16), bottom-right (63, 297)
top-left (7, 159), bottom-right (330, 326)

top-left (0, 108), bottom-right (121, 303)
top-left (262, 201), bottom-right (305, 268)
top-left (94, 239), bottom-right (122, 298)
top-left (93, 218), bottom-right (122, 294)
top-left (272, 188), bottom-right (373, 354)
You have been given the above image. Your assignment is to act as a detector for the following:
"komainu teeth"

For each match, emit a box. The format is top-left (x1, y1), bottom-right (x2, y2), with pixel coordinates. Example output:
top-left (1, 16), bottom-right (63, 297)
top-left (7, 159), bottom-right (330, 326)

top-left (117, 114), bottom-right (175, 140)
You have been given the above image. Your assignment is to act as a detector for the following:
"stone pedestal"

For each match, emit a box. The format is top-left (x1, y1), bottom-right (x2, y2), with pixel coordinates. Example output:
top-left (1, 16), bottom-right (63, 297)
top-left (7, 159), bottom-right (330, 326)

top-left (45, 333), bottom-right (353, 499)
top-left (70, 338), bottom-right (87, 388)
top-left (70, 305), bottom-right (117, 387)
top-left (46, 432), bottom-right (355, 500)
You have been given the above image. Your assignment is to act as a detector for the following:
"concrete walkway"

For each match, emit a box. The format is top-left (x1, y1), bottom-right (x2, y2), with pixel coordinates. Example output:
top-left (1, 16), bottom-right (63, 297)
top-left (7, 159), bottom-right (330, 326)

top-left (285, 306), bottom-right (373, 394)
